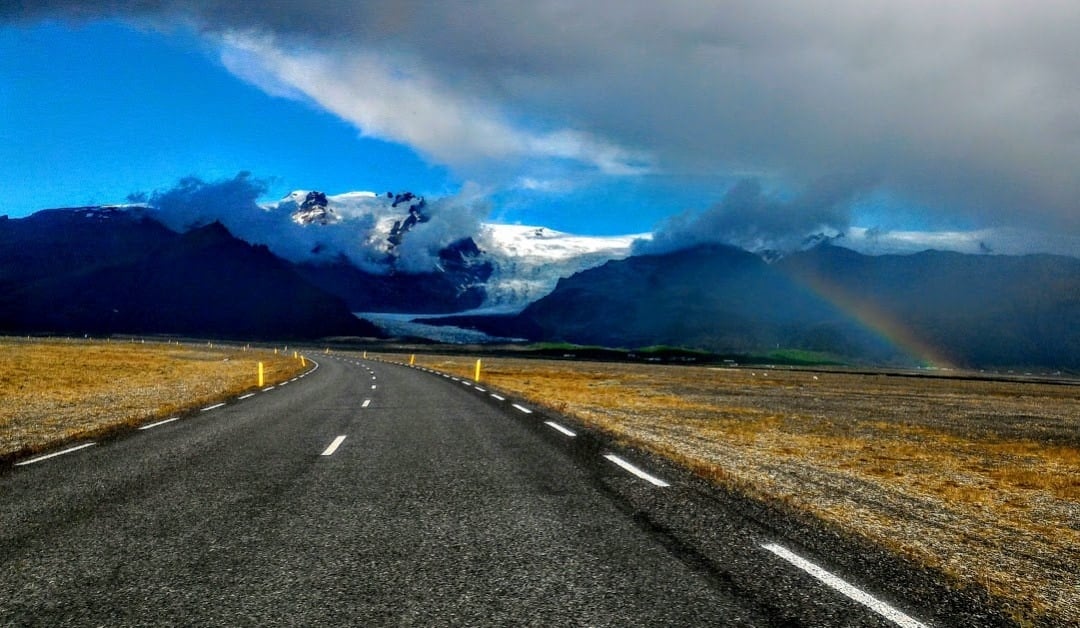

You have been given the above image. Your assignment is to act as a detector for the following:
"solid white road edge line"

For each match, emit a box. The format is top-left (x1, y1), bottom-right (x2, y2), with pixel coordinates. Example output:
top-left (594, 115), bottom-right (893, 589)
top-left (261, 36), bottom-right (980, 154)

top-left (544, 421), bottom-right (576, 437)
top-left (321, 435), bottom-right (347, 456)
top-left (762, 543), bottom-right (927, 628)
top-left (15, 442), bottom-right (96, 466)
top-left (603, 454), bottom-right (670, 487)
top-left (138, 417), bottom-right (179, 430)
top-left (201, 403), bottom-right (226, 412)
top-left (362, 399), bottom-right (371, 408)
top-left (512, 403), bottom-right (533, 414)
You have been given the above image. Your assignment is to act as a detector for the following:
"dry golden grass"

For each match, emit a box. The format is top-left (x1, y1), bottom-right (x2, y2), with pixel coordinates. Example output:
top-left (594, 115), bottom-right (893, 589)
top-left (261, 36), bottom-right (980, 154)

top-left (400, 353), bottom-right (1080, 625)
top-left (0, 337), bottom-right (306, 460)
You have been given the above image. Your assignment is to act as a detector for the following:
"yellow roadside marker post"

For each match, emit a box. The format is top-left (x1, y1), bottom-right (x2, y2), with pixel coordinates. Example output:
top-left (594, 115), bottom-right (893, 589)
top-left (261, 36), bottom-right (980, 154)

top-left (474, 359), bottom-right (482, 383)
top-left (258, 362), bottom-right (264, 387)
top-left (409, 354), bottom-right (416, 366)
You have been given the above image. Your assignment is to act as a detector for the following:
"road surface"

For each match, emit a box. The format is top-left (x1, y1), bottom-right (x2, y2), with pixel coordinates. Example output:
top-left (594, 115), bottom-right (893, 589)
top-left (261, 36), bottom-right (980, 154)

top-left (0, 354), bottom-right (1006, 626)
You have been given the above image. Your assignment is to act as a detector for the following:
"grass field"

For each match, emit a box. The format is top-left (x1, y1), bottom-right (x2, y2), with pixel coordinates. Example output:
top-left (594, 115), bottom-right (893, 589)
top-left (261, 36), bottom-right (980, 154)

top-left (0, 337), bottom-right (306, 461)
top-left (409, 353), bottom-right (1080, 626)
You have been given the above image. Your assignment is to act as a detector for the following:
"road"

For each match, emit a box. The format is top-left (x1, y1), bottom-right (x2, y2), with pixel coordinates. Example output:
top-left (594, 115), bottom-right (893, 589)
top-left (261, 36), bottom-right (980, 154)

top-left (0, 354), bottom-right (1006, 626)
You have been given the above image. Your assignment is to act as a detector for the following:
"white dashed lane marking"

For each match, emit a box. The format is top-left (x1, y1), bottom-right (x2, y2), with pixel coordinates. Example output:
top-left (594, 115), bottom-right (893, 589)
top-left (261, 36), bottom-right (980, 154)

top-left (321, 435), bottom-right (347, 457)
top-left (512, 403), bottom-right (533, 414)
top-left (762, 543), bottom-right (928, 628)
top-left (138, 417), bottom-right (179, 430)
top-left (362, 399), bottom-right (371, 408)
top-left (544, 421), bottom-right (576, 437)
top-left (14, 443), bottom-right (96, 467)
top-left (603, 454), bottom-right (670, 487)
top-left (201, 403), bottom-right (226, 412)
top-left (238, 393), bottom-right (255, 400)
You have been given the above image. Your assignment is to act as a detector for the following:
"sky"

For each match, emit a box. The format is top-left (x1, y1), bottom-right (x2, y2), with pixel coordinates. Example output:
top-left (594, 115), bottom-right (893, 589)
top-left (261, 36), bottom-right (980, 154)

top-left (2, 1), bottom-right (1079, 255)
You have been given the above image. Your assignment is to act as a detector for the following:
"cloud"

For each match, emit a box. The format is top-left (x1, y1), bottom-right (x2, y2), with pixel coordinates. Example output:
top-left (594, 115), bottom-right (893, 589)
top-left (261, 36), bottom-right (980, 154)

top-left (393, 183), bottom-right (490, 273)
top-left (845, 226), bottom-right (1080, 258)
top-left (635, 176), bottom-right (868, 255)
top-left (9, 1), bottom-right (1080, 239)
top-left (145, 172), bottom-right (487, 273)
top-left (216, 32), bottom-right (652, 179)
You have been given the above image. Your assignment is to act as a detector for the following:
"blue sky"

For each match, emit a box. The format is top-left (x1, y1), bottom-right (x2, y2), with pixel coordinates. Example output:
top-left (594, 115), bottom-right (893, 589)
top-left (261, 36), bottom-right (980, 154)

top-left (2, 4), bottom-right (1079, 254)
top-left (0, 22), bottom-right (453, 217)
top-left (0, 20), bottom-right (699, 235)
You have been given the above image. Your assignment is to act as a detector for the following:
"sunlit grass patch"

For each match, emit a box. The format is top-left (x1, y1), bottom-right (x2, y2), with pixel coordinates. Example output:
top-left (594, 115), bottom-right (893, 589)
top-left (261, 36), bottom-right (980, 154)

top-left (0, 337), bottom-right (306, 460)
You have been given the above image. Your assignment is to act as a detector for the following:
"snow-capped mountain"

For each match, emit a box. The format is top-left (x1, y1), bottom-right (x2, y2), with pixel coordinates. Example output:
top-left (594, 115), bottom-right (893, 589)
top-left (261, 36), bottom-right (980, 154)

top-left (262, 190), bottom-right (645, 309)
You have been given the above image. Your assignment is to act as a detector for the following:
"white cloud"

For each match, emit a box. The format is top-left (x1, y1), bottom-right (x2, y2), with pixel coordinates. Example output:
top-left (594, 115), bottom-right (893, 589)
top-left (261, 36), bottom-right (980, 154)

top-left (10, 1), bottom-right (1080, 244)
top-left (218, 32), bottom-right (651, 179)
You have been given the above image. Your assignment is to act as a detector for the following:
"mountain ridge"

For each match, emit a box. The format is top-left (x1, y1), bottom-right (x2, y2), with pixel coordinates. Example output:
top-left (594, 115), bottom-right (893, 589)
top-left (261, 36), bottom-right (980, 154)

top-left (445, 242), bottom-right (1080, 369)
top-left (0, 212), bottom-right (381, 339)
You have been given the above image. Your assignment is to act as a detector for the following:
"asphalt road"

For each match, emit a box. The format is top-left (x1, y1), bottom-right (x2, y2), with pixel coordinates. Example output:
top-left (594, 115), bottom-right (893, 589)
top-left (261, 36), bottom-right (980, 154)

top-left (0, 354), bottom-right (1008, 626)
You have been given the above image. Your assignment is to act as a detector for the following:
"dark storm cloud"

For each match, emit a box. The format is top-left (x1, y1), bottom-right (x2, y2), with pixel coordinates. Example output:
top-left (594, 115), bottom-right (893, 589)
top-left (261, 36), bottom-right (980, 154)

top-left (8, 1), bottom-right (1080, 237)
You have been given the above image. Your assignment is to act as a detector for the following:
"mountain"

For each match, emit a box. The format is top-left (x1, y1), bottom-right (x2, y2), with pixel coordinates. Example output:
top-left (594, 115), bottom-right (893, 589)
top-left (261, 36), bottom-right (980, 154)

top-left (0, 212), bottom-right (381, 339)
top-left (262, 191), bottom-right (642, 311)
top-left (776, 244), bottom-right (1080, 367)
top-left (295, 237), bottom-right (493, 314)
top-left (456, 243), bottom-right (1080, 369)
top-left (0, 206), bottom-right (175, 287)
top-left (476, 225), bottom-right (644, 307)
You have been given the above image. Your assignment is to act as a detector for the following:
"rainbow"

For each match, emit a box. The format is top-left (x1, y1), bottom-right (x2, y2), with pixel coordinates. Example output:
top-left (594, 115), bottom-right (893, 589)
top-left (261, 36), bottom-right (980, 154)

top-left (789, 270), bottom-right (957, 369)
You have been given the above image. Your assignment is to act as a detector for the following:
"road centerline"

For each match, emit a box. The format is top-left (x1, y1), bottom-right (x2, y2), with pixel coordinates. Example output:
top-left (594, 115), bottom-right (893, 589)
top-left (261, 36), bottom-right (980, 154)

top-left (321, 435), bottom-right (347, 456)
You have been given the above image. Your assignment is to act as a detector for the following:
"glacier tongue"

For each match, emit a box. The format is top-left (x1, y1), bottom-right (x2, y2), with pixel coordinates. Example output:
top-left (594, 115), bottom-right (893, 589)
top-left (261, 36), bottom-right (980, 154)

top-left (477, 224), bottom-right (647, 307)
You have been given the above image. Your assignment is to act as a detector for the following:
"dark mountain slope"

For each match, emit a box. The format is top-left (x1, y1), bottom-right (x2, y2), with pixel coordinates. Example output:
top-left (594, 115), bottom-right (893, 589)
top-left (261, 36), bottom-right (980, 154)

top-left (474, 243), bottom-right (1080, 368)
top-left (0, 218), bottom-right (381, 339)
top-left (295, 237), bottom-right (493, 314)
top-left (511, 244), bottom-right (881, 354)
top-left (0, 207), bottom-right (175, 287)
top-left (777, 245), bottom-right (1080, 367)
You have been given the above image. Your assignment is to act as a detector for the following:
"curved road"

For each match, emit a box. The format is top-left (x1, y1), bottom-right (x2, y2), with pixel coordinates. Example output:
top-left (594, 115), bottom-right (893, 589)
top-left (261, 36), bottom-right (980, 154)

top-left (0, 355), bottom-right (1004, 626)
